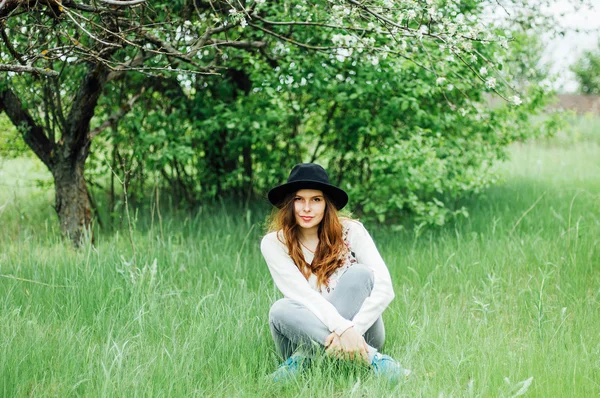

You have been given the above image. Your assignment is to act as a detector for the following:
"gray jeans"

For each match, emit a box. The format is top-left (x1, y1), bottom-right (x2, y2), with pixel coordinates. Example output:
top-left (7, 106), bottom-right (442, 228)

top-left (269, 264), bottom-right (385, 362)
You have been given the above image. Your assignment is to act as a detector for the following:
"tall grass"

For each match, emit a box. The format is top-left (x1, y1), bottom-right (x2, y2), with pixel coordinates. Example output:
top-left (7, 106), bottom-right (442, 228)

top-left (0, 119), bottom-right (599, 396)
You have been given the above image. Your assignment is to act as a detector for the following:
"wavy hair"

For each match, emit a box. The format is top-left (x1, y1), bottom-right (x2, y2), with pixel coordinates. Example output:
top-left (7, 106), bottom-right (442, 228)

top-left (267, 192), bottom-right (349, 288)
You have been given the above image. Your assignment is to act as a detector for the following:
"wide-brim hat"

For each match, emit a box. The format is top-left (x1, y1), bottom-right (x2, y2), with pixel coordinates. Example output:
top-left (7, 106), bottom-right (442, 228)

top-left (268, 163), bottom-right (348, 210)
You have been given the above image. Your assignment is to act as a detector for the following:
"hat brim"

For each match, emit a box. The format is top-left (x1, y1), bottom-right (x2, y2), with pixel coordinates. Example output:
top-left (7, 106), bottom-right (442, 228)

top-left (268, 180), bottom-right (348, 210)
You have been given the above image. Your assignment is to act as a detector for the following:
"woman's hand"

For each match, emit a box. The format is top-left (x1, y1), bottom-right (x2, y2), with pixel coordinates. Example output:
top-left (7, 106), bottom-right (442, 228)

top-left (325, 332), bottom-right (342, 357)
top-left (325, 327), bottom-right (369, 363)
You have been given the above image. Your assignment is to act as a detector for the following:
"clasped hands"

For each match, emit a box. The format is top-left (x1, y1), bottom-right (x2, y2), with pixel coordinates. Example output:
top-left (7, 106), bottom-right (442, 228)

top-left (325, 326), bottom-right (369, 363)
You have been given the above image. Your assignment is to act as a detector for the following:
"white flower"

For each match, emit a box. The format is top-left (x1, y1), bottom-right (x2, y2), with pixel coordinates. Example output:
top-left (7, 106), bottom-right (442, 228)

top-left (511, 95), bottom-right (522, 106)
top-left (407, 9), bottom-right (417, 19)
top-left (479, 67), bottom-right (488, 76)
top-left (447, 84), bottom-right (454, 91)
top-left (335, 48), bottom-right (352, 62)
top-left (256, 0), bottom-right (265, 3)
top-left (485, 77), bottom-right (496, 89)
top-left (436, 77), bottom-right (446, 85)
top-left (239, 18), bottom-right (247, 28)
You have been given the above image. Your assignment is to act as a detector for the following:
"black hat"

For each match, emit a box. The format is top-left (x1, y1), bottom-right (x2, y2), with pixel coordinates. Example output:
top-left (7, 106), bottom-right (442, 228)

top-left (268, 163), bottom-right (348, 210)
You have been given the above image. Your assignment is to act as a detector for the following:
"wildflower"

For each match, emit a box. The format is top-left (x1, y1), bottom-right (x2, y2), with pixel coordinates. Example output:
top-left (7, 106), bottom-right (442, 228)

top-left (511, 95), bottom-right (522, 106)
top-left (485, 77), bottom-right (496, 89)
top-left (436, 77), bottom-right (446, 85)
top-left (479, 67), bottom-right (487, 76)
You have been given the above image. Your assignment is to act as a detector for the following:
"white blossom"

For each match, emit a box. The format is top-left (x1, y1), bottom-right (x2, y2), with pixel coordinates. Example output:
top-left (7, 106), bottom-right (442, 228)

top-left (239, 18), bottom-right (247, 28)
top-left (479, 67), bottom-right (488, 76)
top-left (335, 48), bottom-right (352, 62)
top-left (485, 77), bottom-right (496, 89)
top-left (511, 95), bottom-right (522, 106)
top-left (436, 77), bottom-right (446, 85)
top-left (407, 9), bottom-right (417, 19)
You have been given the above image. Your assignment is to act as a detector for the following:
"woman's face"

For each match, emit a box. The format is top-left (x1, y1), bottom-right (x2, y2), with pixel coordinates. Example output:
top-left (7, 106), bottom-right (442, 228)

top-left (294, 189), bottom-right (326, 230)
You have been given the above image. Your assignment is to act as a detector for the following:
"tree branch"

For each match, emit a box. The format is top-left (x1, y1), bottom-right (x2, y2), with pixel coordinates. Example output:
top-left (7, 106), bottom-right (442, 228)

top-left (248, 22), bottom-right (331, 51)
top-left (0, 86), bottom-right (54, 168)
top-left (0, 63), bottom-right (59, 76)
top-left (99, 0), bottom-right (145, 5)
top-left (62, 62), bottom-right (110, 160)
top-left (206, 39), bottom-right (266, 49)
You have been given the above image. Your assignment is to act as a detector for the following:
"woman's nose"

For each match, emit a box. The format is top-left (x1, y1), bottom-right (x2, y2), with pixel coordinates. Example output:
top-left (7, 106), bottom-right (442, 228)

top-left (304, 201), bottom-right (311, 211)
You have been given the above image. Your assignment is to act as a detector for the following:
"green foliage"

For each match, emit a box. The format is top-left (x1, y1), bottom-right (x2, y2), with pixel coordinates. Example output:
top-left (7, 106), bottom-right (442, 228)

top-left (571, 40), bottom-right (600, 95)
top-left (86, 20), bottom-right (556, 227)
top-left (0, 114), bottom-right (30, 158)
top-left (1, 0), bottom-right (559, 228)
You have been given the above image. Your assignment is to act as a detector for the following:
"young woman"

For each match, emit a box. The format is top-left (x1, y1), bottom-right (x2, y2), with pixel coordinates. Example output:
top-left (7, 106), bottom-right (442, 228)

top-left (260, 163), bottom-right (408, 382)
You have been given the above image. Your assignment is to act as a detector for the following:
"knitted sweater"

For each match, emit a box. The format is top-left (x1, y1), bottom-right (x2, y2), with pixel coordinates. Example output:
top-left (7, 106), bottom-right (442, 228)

top-left (260, 219), bottom-right (395, 336)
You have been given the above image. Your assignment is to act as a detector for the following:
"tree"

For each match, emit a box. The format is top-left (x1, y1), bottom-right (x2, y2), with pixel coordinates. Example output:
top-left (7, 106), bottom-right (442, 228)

top-left (571, 40), bottom-right (600, 95)
top-left (0, 0), bottom-right (264, 244)
top-left (0, 0), bottom-right (585, 243)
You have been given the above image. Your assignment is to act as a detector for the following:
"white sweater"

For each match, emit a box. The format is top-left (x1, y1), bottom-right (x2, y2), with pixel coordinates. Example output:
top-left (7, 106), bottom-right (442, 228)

top-left (260, 219), bottom-right (395, 336)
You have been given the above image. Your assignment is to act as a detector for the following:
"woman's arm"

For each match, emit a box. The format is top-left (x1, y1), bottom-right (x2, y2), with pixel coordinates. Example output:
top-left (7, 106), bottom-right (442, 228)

top-left (346, 221), bottom-right (395, 335)
top-left (261, 232), bottom-right (354, 336)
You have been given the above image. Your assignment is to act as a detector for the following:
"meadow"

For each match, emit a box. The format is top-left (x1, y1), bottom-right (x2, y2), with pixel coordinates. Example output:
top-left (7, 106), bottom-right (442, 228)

top-left (0, 116), bottom-right (599, 397)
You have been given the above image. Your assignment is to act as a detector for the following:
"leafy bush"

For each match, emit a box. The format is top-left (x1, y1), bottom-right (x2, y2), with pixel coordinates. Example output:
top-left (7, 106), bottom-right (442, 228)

top-left (87, 18), bottom-right (556, 227)
top-left (571, 40), bottom-right (600, 95)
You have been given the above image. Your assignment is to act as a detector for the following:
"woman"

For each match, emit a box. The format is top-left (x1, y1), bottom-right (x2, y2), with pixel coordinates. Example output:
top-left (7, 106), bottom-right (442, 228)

top-left (260, 163), bottom-right (408, 382)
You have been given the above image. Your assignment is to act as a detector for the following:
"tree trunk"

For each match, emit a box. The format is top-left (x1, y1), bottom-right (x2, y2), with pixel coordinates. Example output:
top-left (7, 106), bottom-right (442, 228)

top-left (52, 161), bottom-right (91, 244)
top-left (1, 62), bottom-right (110, 247)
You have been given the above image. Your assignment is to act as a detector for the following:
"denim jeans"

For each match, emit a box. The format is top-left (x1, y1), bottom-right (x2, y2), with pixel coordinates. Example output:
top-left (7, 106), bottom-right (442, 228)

top-left (269, 264), bottom-right (385, 362)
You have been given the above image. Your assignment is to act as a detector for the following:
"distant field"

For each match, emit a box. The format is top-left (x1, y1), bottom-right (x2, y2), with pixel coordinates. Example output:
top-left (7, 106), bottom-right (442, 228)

top-left (0, 117), bottom-right (599, 397)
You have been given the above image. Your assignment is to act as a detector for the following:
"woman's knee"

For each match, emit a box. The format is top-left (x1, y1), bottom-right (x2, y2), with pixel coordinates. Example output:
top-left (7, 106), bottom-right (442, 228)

top-left (341, 264), bottom-right (374, 290)
top-left (269, 298), bottom-right (306, 326)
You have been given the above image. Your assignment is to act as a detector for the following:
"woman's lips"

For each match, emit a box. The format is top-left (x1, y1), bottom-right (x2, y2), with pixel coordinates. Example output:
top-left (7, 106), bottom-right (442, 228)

top-left (300, 216), bottom-right (313, 222)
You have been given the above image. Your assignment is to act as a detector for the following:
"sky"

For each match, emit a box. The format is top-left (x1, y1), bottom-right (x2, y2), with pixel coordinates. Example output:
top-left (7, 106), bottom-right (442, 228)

top-left (541, 0), bottom-right (600, 92)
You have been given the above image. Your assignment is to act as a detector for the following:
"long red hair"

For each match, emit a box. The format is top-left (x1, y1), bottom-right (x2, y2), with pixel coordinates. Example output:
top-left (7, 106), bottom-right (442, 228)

top-left (267, 192), bottom-right (348, 287)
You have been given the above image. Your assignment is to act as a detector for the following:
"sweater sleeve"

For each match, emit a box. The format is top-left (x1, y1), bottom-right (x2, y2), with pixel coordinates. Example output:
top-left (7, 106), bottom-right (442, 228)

top-left (346, 221), bottom-right (395, 335)
top-left (261, 232), bottom-right (354, 336)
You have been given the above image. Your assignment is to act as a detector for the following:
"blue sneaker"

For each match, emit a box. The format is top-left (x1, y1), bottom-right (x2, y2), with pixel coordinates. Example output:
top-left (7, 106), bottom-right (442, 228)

top-left (371, 353), bottom-right (411, 382)
top-left (269, 354), bottom-right (307, 383)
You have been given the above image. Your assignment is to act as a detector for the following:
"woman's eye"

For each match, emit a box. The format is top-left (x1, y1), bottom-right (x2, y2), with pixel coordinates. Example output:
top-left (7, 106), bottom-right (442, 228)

top-left (294, 197), bottom-right (302, 201)
top-left (313, 198), bottom-right (321, 202)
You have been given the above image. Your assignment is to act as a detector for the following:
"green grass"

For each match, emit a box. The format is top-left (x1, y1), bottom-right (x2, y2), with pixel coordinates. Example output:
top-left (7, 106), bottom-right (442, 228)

top-left (0, 122), bottom-right (599, 396)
